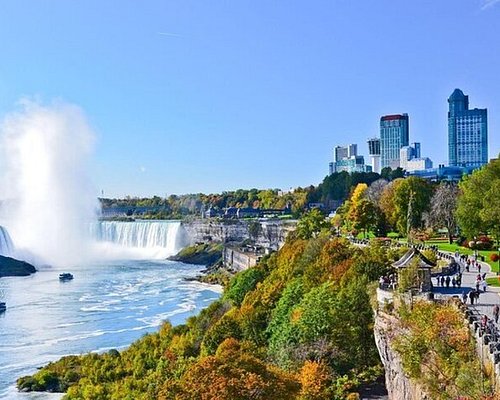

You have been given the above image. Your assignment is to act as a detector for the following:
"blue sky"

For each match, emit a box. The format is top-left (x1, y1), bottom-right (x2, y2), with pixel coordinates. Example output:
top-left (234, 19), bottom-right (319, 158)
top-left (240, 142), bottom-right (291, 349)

top-left (0, 1), bottom-right (499, 197)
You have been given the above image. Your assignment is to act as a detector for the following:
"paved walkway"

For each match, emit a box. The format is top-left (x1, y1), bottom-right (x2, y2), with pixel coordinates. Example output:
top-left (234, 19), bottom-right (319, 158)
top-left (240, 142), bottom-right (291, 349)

top-left (433, 255), bottom-right (500, 321)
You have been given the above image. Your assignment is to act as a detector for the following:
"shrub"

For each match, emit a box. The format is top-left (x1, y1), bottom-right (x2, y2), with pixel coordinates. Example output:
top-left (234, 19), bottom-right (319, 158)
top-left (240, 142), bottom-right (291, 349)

top-left (224, 267), bottom-right (265, 306)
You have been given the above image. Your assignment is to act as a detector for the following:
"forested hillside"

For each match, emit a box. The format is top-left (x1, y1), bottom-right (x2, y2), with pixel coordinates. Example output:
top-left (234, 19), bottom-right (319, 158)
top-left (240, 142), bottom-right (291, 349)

top-left (18, 232), bottom-right (398, 399)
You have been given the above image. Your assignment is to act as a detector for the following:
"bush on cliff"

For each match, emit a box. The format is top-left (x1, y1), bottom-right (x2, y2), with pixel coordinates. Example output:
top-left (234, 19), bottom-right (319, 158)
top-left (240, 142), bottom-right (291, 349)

top-left (394, 301), bottom-right (490, 399)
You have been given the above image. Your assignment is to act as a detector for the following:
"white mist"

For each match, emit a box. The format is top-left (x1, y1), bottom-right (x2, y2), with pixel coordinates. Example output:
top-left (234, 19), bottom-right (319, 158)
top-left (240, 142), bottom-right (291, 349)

top-left (0, 99), bottom-right (99, 267)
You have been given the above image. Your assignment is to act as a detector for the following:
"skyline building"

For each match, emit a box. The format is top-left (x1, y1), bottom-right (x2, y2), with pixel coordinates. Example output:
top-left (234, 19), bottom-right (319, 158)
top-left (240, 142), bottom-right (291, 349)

top-left (333, 144), bottom-right (357, 162)
top-left (400, 143), bottom-right (433, 172)
top-left (380, 114), bottom-right (409, 169)
top-left (329, 143), bottom-right (371, 174)
top-left (367, 138), bottom-right (381, 174)
top-left (448, 89), bottom-right (488, 167)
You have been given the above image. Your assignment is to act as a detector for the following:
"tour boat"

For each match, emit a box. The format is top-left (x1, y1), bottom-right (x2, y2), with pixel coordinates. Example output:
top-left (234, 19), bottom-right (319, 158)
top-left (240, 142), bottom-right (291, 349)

top-left (59, 273), bottom-right (74, 281)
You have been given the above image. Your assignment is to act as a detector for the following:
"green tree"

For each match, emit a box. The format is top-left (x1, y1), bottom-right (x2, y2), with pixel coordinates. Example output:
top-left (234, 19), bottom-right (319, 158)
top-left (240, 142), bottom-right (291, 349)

top-left (389, 177), bottom-right (433, 236)
top-left (457, 157), bottom-right (500, 244)
top-left (296, 209), bottom-right (329, 239)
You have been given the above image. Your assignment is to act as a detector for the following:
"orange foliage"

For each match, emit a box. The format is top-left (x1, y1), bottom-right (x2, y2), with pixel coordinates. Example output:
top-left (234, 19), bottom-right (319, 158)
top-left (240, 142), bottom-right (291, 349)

top-left (173, 339), bottom-right (299, 400)
top-left (298, 360), bottom-right (332, 400)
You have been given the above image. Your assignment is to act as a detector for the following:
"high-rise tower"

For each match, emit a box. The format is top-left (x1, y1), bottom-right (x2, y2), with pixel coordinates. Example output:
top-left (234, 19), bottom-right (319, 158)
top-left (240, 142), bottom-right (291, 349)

top-left (367, 138), bottom-right (381, 174)
top-left (380, 114), bottom-right (409, 169)
top-left (448, 89), bottom-right (488, 167)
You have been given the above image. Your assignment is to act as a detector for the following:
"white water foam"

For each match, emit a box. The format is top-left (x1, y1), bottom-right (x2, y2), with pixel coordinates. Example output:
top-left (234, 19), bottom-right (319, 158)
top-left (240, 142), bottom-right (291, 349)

top-left (90, 220), bottom-right (185, 259)
top-left (0, 225), bottom-right (14, 257)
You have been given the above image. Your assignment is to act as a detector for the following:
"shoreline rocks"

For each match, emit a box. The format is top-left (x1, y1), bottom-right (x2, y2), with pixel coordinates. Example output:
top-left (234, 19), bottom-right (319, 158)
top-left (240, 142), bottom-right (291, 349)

top-left (0, 255), bottom-right (36, 278)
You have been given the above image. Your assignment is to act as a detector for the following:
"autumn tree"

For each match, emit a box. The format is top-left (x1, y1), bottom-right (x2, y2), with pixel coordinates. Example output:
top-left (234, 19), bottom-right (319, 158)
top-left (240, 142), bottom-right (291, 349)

top-left (381, 177), bottom-right (433, 237)
top-left (347, 183), bottom-right (378, 237)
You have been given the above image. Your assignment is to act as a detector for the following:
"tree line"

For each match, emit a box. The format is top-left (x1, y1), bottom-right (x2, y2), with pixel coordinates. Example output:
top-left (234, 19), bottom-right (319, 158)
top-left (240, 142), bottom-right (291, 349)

top-left (100, 169), bottom-right (404, 219)
top-left (332, 157), bottom-right (500, 246)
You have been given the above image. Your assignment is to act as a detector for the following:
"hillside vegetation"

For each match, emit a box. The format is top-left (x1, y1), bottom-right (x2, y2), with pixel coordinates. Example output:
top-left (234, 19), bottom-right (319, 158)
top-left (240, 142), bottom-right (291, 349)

top-left (18, 233), bottom-right (396, 399)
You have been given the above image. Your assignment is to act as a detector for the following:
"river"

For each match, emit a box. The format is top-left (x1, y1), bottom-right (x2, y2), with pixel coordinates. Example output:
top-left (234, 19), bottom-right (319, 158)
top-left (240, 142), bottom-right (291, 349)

top-left (0, 256), bottom-right (221, 398)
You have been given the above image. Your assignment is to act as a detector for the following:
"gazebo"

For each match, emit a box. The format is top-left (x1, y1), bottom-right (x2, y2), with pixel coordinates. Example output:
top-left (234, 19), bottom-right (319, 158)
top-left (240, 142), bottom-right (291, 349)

top-left (393, 248), bottom-right (436, 292)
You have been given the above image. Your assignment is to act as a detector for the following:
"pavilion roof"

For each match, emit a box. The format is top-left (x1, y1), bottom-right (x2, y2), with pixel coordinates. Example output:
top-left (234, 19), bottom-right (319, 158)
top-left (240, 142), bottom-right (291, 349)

top-left (392, 248), bottom-right (436, 269)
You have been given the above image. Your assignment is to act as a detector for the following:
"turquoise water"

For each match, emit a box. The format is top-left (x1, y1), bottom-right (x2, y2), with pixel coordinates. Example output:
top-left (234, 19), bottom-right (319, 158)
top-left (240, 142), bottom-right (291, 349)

top-left (0, 259), bottom-right (221, 399)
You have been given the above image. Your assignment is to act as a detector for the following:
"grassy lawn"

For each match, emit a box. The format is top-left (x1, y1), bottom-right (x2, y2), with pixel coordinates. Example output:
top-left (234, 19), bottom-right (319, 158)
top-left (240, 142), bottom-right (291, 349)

top-left (425, 239), bottom-right (499, 273)
top-left (355, 231), bottom-right (376, 239)
top-left (486, 276), bottom-right (500, 287)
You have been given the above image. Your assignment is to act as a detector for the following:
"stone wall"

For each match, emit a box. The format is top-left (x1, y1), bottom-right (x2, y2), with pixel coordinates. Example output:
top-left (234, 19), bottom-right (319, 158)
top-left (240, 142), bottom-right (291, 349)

top-left (222, 246), bottom-right (260, 272)
top-left (466, 308), bottom-right (500, 391)
top-left (374, 311), bottom-right (430, 400)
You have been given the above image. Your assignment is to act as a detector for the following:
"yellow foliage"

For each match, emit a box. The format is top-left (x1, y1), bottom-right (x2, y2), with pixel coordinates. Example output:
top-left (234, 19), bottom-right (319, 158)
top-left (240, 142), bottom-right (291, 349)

top-left (298, 361), bottom-right (332, 400)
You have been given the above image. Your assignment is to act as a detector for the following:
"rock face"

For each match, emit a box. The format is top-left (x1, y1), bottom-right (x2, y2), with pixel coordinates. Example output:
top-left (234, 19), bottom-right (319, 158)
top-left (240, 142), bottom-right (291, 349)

top-left (181, 219), bottom-right (295, 250)
top-left (0, 255), bottom-right (36, 278)
top-left (374, 311), bottom-right (430, 400)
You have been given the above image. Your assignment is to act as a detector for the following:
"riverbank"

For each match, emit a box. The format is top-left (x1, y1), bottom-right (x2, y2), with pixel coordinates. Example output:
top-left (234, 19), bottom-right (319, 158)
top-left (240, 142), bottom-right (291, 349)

top-left (0, 255), bottom-right (36, 278)
top-left (169, 243), bottom-right (233, 286)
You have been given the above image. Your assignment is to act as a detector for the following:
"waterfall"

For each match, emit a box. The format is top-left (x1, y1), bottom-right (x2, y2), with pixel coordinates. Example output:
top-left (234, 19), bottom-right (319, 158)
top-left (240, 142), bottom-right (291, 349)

top-left (0, 226), bottom-right (14, 257)
top-left (90, 221), bottom-right (184, 259)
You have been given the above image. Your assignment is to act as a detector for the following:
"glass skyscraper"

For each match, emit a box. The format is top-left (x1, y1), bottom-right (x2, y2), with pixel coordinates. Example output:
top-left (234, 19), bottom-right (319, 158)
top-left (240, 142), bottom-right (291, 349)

top-left (380, 114), bottom-right (409, 169)
top-left (448, 89), bottom-right (488, 167)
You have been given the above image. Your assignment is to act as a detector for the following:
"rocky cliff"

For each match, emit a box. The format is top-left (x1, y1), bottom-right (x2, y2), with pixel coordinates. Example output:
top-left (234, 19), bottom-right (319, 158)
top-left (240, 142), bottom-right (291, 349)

top-left (181, 219), bottom-right (296, 250)
top-left (374, 311), bottom-right (429, 400)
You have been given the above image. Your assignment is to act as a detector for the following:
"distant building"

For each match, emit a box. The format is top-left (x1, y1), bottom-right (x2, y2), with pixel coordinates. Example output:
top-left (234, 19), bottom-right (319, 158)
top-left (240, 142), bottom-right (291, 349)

top-left (367, 138), bottom-right (381, 174)
top-left (448, 89), bottom-right (488, 167)
top-left (407, 164), bottom-right (478, 182)
top-left (380, 114), bottom-right (409, 169)
top-left (405, 157), bottom-right (433, 171)
top-left (334, 144), bottom-right (357, 162)
top-left (399, 142), bottom-right (433, 172)
top-left (329, 143), bottom-right (371, 174)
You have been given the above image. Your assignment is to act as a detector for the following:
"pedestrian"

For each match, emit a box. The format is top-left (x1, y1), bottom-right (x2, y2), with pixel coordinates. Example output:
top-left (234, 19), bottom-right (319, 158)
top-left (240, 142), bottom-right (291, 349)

top-left (476, 280), bottom-right (480, 291)
top-left (445, 276), bottom-right (451, 288)
top-left (482, 273), bottom-right (487, 280)
top-left (379, 276), bottom-right (385, 289)
top-left (481, 280), bottom-right (487, 292)
top-left (475, 290), bottom-right (480, 303)
top-left (494, 305), bottom-right (499, 324)
top-left (452, 277), bottom-right (456, 288)
top-left (440, 276), bottom-right (445, 287)
top-left (466, 263), bottom-right (470, 273)
top-left (462, 291), bottom-right (467, 304)
top-left (469, 290), bottom-right (475, 305)
top-left (478, 263), bottom-right (482, 273)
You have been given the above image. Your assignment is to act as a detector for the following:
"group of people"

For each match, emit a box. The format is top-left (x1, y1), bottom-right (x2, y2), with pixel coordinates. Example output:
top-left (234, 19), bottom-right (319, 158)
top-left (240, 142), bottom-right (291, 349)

top-left (436, 272), bottom-right (462, 288)
top-left (378, 274), bottom-right (397, 290)
top-left (475, 273), bottom-right (488, 292)
top-left (463, 289), bottom-right (481, 305)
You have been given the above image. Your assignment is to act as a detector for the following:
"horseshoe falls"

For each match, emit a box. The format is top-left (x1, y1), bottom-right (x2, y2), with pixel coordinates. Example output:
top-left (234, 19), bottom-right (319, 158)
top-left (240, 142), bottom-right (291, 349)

top-left (90, 220), bottom-right (187, 260)
top-left (0, 225), bottom-right (14, 257)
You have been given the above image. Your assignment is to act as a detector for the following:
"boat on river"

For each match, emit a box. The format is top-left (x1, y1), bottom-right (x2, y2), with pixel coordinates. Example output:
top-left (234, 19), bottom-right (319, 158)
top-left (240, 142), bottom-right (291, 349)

top-left (59, 273), bottom-right (74, 281)
top-left (0, 302), bottom-right (6, 312)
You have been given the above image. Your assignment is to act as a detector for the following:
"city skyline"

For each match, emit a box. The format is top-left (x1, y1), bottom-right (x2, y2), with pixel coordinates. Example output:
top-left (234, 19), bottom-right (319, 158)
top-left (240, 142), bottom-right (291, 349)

top-left (0, 1), bottom-right (499, 197)
top-left (328, 88), bottom-right (489, 176)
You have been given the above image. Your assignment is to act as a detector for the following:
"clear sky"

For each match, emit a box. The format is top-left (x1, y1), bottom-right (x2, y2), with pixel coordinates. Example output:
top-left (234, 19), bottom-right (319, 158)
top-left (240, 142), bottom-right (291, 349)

top-left (0, 1), bottom-right (499, 197)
